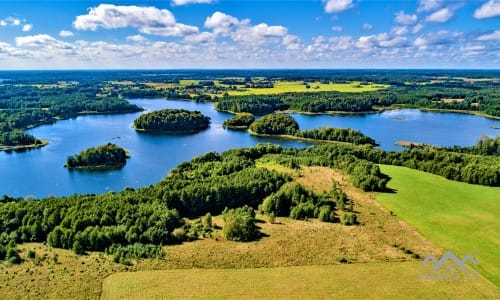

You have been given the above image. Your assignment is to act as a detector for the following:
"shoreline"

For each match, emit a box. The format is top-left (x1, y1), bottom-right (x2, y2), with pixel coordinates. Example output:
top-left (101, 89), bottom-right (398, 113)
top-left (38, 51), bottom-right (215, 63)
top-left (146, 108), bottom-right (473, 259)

top-left (247, 129), bottom-right (374, 147)
top-left (216, 105), bottom-right (500, 120)
top-left (0, 139), bottom-right (48, 151)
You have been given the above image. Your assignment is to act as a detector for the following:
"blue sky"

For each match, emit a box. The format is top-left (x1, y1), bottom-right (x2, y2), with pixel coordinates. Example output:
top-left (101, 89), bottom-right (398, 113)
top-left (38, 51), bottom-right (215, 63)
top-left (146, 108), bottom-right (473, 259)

top-left (0, 0), bottom-right (498, 69)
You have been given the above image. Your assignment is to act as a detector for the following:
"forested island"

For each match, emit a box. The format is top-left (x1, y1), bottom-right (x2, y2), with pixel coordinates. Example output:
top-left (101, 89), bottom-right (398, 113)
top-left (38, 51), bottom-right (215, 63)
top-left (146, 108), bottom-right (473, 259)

top-left (133, 109), bottom-right (210, 133)
top-left (249, 113), bottom-right (299, 135)
top-left (222, 113), bottom-right (255, 129)
top-left (0, 130), bottom-right (47, 151)
top-left (65, 143), bottom-right (130, 169)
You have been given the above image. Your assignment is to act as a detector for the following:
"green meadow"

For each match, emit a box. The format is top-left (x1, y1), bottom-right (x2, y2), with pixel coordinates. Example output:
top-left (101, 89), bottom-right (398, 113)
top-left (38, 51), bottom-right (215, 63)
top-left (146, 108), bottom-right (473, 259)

top-left (225, 81), bottom-right (389, 95)
top-left (377, 165), bottom-right (500, 287)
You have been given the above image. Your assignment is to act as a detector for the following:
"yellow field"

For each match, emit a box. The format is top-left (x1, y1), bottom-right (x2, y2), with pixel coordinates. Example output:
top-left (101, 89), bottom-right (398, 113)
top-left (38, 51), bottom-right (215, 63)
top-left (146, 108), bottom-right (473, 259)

top-left (102, 263), bottom-right (498, 299)
top-left (225, 81), bottom-right (389, 96)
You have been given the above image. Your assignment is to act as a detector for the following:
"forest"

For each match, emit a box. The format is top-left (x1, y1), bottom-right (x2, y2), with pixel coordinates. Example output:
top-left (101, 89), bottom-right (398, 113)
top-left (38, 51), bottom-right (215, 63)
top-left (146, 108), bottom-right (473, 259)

top-left (65, 143), bottom-right (129, 169)
top-left (133, 109), bottom-right (210, 133)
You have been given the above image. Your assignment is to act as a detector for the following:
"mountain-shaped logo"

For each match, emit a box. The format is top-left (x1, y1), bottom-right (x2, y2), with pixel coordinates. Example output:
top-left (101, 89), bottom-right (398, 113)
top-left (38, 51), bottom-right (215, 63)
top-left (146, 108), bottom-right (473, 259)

top-left (420, 251), bottom-right (479, 281)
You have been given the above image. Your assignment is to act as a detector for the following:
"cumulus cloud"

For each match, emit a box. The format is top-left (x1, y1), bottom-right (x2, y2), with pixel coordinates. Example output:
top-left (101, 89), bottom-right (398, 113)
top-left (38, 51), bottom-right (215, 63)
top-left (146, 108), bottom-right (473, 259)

top-left (425, 7), bottom-right (454, 22)
top-left (394, 11), bottom-right (417, 25)
top-left (477, 30), bottom-right (500, 41)
top-left (172, 0), bottom-right (216, 5)
top-left (204, 11), bottom-right (242, 35)
top-left (417, 0), bottom-right (442, 12)
top-left (391, 26), bottom-right (409, 36)
top-left (59, 30), bottom-right (74, 37)
top-left (126, 34), bottom-right (147, 43)
top-left (22, 24), bottom-right (32, 32)
top-left (204, 12), bottom-right (288, 46)
top-left (363, 23), bottom-right (373, 31)
top-left (331, 26), bottom-right (343, 32)
top-left (184, 32), bottom-right (215, 43)
top-left (473, 0), bottom-right (500, 19)
top-left (323, 0), bottom-right (354, 13)
top-left (0, 20), bottom-right (7, 26)
top-left (73, 4), bottom-right (198, 37)
top-left (414, 30), bottom-right (463, 47)
top-left (15, 34), bottom-right (61, 47)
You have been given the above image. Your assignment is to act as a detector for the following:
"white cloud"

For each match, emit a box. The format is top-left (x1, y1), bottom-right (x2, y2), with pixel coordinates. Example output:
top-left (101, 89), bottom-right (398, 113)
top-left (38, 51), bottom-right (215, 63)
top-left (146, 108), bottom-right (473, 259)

top-left (15, 34), bottom-right (60, 47)
top-left (10, 18), bottom-right (21, 26)
top-left (172, 0), bottom-right (216, 5)
top-left (204, 12), bottom-right (288, 46)
top-left (414, 30), bottom-right (463, 47)
top-left (394, 11), bottom-right (417, 25)
top-left (391, 26), bottom-right (408, 36)
top-left (73, 4), bottom-right (198, 37)
top-left (184, 32), bottom-right (215, 43)
top-left (126, 35), bottom-right (147, 43)
top-left (477, 30), bottom-right (500, 41)
top-left (363, 23), bottom-right (373, 31)
top-left (412, 23), bottom-right (425, 34)
top-left (59, 30), bottom-right (74, 37)
top-left (331, 26), bottom-right (343, 32)
top-left (417, 0), bottom-right (442, 12)
top-left (204, 11), bottom-right (242, 35)
top-left (0, 20), bottom-right (7, 26)
top-left (22, 24), bottom-right (33, 32)
top-left (474, 0), bottom-right (500, 19)
top-left (323, 0), bottom-right (354, 13)
top-left (425, 7), bottom-right (454, 23)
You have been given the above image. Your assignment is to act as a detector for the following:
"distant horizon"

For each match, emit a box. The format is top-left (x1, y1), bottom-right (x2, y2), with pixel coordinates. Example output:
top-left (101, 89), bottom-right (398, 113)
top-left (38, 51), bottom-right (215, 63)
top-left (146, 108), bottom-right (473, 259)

top-left (0, 68), bottom-right (499, 71)
top-left (0, 1), bottom-right (498, 69)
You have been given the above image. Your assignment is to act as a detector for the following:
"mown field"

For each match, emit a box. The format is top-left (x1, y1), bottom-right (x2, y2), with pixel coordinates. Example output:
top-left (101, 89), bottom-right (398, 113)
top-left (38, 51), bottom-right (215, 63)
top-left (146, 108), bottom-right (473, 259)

top-left (102, 262), bottom-right (497, 300)
top-left (225, 81), bottom-right (389, 96)
top-left (377, 165), bottom-right (500, 287)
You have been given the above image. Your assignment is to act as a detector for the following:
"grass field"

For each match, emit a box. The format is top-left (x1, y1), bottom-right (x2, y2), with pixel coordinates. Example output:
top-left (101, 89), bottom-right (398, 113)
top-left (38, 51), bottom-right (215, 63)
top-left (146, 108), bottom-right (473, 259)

top-left (102, 262), bottom-right (497, 299)
top-left (225, 81), bottom-right (389, 96)
top-left (377, 165), bottom-right (500, 287)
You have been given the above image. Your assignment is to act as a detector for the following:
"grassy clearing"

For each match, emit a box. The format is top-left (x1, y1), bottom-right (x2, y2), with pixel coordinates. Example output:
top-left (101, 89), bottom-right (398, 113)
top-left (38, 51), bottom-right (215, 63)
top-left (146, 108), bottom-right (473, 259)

top-left (377, 165), bottom-right (500, 287)
top-left (225, 81), bottom-right (389, 96)
top-left (102, 262), bottom-right (498, 300)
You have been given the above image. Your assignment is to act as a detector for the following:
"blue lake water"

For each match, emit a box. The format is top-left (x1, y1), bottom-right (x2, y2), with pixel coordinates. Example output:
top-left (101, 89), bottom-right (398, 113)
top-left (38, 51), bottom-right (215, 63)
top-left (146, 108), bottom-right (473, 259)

top-left (0, 99), bottom-right (498, 198)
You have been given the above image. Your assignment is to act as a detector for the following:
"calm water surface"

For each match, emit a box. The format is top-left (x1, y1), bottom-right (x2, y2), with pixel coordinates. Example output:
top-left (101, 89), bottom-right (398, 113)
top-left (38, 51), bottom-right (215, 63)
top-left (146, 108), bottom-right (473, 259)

top-left (0, 99), bottom-right (498, 198)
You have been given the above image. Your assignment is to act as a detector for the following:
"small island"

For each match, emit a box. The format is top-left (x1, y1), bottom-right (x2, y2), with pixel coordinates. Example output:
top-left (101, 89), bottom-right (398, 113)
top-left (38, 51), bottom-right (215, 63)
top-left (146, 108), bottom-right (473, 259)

top-left (133, 109), bottom-right (210, 133)
top-left (223, 113), bottom-right (255, 129)
top-left (0, 130), bottom-right (48, 151)
top-left (65, 143), bottom-right (130, 169)
top-left (249, 113), bottom-right (299, 135)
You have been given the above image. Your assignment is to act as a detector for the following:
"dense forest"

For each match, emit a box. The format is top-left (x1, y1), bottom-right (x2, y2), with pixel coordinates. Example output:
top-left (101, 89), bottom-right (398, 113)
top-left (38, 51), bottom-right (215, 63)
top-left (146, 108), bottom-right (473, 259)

top-left (65, 143), bottom-right (129, 169)
top-left (133, 109), bottom-right (210, 133)
top-left (222, 113), bottom-right (255, 129)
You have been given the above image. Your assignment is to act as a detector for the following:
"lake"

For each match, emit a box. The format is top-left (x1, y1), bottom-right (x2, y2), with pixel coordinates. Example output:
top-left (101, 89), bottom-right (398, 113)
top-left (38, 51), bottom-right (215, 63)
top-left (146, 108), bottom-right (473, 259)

top-left (0, 99), bottom-right (498, 198)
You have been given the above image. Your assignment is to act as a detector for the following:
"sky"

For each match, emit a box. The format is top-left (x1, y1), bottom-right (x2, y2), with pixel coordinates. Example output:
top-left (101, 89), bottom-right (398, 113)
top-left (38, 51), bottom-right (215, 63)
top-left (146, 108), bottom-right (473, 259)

top-left (0, 0), bottom-right (498, 69)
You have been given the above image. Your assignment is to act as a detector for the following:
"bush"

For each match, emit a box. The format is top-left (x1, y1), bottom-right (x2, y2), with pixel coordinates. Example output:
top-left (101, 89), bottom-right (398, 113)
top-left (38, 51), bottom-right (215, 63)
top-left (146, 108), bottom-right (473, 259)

top-left (222, 206), bottom-right (259, 242)
top-left (340, 212), bottom-right (357, 225)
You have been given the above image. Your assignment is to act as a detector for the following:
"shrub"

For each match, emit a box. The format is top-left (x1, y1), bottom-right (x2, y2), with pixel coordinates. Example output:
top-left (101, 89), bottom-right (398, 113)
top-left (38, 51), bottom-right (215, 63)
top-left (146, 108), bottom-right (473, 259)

top-left (222, 206), bottom-right (259, 242)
